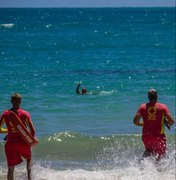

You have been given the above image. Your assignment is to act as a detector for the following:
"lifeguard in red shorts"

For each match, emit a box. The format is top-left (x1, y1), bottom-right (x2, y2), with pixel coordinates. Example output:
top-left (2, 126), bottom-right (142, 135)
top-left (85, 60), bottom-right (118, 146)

top-left (0, 93), bottom-right (36, 180)
top-left (133, 89), bottom-right (174, 160)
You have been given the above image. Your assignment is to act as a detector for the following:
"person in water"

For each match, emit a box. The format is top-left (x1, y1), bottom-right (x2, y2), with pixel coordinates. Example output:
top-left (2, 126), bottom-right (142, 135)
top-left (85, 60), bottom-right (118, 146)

top-left (76, 83), bottom-right (87, 95)
top-left (0, 93), bottom-right (36, 180)
top-left (133, 89), bottom-right (174, 160)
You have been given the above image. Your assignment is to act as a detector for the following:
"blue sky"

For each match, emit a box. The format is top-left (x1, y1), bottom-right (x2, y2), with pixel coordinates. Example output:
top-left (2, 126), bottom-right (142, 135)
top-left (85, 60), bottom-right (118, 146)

top-left (0, 0), bottom-right (175, 8)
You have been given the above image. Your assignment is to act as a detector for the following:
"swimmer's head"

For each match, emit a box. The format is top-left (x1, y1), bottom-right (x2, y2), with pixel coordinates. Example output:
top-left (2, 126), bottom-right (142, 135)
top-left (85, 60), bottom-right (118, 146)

top-left (82, 88), bottom-right (87, 94)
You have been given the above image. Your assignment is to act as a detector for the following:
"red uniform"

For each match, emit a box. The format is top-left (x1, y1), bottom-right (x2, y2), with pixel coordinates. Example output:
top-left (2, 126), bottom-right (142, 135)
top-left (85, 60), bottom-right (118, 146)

top-left (0, 109), bottom-right (35, 166)
top-left (137, 102), bottom-right (169, 157)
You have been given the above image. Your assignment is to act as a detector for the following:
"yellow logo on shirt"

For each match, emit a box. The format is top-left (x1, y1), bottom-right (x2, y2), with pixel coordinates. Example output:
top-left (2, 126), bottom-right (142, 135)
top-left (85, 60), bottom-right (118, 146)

top-left (10, 121), bottom-right (17, 132)
top-left (147, 107), bottom-right (156, 120)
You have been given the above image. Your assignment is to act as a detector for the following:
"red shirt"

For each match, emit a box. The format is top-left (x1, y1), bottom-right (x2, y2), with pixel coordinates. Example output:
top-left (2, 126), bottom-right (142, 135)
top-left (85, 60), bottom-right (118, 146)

top-left (137, 102), bottom-right (169, 135)
top-left (0, 108), bottom-right (35, 142)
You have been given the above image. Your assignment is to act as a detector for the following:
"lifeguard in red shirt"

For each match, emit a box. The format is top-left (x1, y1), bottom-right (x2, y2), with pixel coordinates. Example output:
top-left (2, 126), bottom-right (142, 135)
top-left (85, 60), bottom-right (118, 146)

top-left (133, 89), bottom-right (174, 160)
top-left (0, 93), bottom-right (36, 180)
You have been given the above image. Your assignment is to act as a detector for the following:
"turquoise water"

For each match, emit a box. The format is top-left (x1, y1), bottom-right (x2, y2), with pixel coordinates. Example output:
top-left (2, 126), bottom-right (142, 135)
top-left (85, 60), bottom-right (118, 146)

top-left (0, 8), bottom-right (175, 180)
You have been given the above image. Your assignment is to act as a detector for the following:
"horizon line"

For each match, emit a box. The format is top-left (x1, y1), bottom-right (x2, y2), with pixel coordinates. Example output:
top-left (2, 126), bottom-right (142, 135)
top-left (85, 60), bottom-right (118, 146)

top-left (0, 6), bottom-right (175, 8)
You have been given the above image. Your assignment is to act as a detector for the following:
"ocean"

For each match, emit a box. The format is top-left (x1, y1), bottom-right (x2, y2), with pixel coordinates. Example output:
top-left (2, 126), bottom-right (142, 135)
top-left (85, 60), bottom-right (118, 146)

top-left (0, 8), bottom-right (175, 180)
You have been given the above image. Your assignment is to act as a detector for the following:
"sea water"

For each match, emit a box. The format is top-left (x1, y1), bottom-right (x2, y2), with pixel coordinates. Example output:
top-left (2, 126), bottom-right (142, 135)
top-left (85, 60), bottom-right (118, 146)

top-left (0, 8), bottom-right (175, 180)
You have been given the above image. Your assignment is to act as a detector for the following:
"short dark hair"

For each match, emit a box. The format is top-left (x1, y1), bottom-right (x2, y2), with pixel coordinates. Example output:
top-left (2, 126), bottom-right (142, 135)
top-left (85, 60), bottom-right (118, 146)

top-left (148, 89), bottom-right (158, 101)
top-left (11, 93), bottom-right (22, 100)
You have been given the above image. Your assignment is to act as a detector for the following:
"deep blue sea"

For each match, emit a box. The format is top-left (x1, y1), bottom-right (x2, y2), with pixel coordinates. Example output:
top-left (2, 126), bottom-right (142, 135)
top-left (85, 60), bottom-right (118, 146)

top-left (0, 8), bottom-right (175, 180)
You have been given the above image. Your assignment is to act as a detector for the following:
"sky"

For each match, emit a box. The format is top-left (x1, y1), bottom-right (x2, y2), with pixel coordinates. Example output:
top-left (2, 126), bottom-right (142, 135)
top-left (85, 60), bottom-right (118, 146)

top-left (0, 0), bottom-right (175, 8)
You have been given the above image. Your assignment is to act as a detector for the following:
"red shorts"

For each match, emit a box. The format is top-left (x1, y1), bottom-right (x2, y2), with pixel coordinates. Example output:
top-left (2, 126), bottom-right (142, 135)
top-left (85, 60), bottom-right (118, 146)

top-left (142, 134), bottom-right (166, 157)
top-left (5, 141), bottom-right (31, 167)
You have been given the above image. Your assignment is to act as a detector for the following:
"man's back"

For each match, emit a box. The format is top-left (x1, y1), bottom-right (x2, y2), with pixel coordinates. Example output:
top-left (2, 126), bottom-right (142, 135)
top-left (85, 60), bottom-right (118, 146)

top-left (138, 102), bottom-right (169, 135)
top-left (1, 108), bottom-right (33, 142)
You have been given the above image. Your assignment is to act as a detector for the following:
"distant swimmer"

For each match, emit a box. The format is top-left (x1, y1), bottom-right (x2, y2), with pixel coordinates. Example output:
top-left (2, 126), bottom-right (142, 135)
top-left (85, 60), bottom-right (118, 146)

top-left (0, 93), bottom-right (36, 180)
top-left (133, 89), bottom-right (174, 161)
top-left (76, 83), bottom-right (102, 95)
top-left (76, 83), bottom-right (88, 95)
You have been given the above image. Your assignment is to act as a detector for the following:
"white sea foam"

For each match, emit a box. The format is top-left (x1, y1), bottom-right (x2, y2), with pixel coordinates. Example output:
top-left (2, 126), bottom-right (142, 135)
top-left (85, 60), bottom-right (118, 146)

top-left (29, 161), bottom-right (176, 180)
top-left (32, 155), bottom-right (176, 180)
top-left (0, 23), bottom-right (15, 28)
top-left (0, 154), bottom-right (175, 180)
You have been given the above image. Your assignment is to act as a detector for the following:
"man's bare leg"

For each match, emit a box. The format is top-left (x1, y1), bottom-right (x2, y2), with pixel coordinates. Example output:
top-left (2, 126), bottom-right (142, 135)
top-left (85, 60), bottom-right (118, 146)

top-left (7, 166), bottom-right (15, 180)
top-left (26, 159), bottom-right (32, 180)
